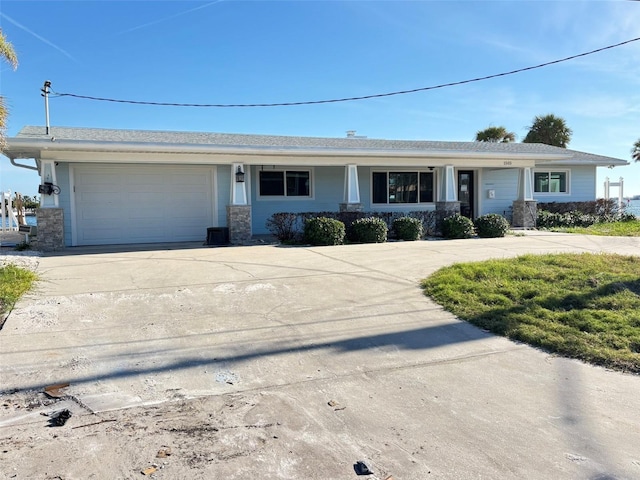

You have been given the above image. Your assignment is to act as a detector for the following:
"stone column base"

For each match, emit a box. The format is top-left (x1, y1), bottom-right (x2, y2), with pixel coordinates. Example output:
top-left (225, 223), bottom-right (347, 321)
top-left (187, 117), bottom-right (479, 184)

top-left (35, 208), bottom-right (65, 251)
top-left (512, 200), bottom-right (537, 228)
top-left (435, 201), bottom-right (461, 236)
top-left (339, 203), bottom-right (364, 213)
top-left (226, 205), bottom-right (252, 244)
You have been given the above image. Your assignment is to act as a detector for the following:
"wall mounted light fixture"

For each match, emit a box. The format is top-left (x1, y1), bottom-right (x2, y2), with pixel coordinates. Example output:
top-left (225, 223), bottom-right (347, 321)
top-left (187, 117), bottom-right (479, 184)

top-left (235, 166), bottom-right (245, 183)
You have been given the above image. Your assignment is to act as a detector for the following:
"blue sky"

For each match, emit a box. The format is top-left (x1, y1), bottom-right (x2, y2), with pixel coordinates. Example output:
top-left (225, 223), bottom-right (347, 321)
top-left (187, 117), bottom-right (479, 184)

top-left (1, 0), bottom-right (639, 198)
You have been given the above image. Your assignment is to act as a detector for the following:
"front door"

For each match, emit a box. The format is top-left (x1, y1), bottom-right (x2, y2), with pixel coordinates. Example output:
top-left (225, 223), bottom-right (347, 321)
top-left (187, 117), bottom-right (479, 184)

top-left (458, 170), bottom-right (475, 219)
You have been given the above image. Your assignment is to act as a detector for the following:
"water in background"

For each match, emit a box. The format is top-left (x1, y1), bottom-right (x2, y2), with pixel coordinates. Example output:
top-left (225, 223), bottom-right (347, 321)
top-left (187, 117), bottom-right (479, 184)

top-left (1, 215), bottom-right (37, 228)
top-left (626, 199), bottom-right (640, 217)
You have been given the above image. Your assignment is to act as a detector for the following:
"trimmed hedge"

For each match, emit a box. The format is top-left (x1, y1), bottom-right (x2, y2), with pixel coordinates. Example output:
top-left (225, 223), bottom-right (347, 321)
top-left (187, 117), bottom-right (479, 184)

top-left (474, 213), bottom-right (510, 238)
top-left (393, 217), bottom-right (423, 241)
top-left (442, 214), bottom-right (475, 239)
top-left (303, 217), bottom-right (345, 246)
top-left (537, 199), bottom-right (620, 216)
top-left (266, 210), bottom-right (437, 243)
top-left (350, 217), bottom-right (388, 243)
top-left (536, 210), bottom-right (600, 229)
top-left (537, 209), bottom-right (638, 229)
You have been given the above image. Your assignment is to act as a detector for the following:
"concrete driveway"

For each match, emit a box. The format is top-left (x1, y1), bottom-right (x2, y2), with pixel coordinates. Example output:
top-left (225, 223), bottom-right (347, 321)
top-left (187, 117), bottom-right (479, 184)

top-left (1, 232), bottom-right (640, 479)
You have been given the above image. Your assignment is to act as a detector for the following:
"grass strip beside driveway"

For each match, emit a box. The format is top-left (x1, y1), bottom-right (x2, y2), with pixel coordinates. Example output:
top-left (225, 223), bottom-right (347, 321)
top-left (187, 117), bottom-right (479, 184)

top-left (0, 264), bottom-right (37, 322)
top-left (551, 219), bottom-right (640, 236)
top-left (422, 253), bottom-right (640, 373)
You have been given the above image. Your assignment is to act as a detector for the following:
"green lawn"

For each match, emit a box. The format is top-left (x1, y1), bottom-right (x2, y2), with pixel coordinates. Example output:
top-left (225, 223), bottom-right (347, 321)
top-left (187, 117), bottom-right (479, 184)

top-left (551, 220), bottom-right (640, 236)
top-left (0, 265), bottom-right (38, 320)
top-left (421, 253), bottom-right (640, 373)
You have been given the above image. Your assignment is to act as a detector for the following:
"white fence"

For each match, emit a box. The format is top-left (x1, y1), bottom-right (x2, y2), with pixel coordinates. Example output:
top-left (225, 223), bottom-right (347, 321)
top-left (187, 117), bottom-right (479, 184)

top-left (1, 191), bottom-right (24, 232)
top-left (603, 177), bottom-right (624, 211)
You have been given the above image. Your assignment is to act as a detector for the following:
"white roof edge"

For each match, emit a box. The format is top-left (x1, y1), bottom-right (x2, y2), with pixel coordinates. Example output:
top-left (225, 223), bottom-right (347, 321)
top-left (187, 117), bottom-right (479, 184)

top-left (4, 137), bottom-right (574, 161)
top-left (541, 158), bottom-right (629, 166)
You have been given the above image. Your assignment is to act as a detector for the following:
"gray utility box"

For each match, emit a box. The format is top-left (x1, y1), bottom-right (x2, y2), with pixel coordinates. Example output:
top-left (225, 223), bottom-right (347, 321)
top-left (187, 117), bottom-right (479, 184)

top-left (206, 227), bottom-right (229, 246)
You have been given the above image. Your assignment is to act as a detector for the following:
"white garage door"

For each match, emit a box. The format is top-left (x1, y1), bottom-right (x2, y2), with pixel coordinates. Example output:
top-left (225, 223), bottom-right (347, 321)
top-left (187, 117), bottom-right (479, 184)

top-left (73, 165), bottom-right (215, 245)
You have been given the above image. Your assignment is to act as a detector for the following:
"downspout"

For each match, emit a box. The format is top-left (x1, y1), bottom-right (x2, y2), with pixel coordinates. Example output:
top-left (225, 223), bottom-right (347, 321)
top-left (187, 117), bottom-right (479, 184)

top-left (9, 157), bottom-right (39, 171)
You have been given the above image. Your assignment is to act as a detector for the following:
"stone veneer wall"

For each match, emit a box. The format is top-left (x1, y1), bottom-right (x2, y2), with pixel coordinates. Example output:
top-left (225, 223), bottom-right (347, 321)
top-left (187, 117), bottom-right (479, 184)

top-left (512, 200), bottom-right (537, 228)
top-left (435, 201), bottom-right (461, 236)
top-left (35, 208), bottom-right (64, 251)
top-left (227, 205), bottom-right (252, 244)
top-left (339, 203), bottom-right (364, 212)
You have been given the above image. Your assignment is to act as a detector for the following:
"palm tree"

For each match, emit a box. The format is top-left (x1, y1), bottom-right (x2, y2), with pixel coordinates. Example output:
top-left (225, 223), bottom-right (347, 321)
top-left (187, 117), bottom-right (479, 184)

top-left (633, 138), bottom-right (640, 162)
top-left (475, 126), bottom-right (516, 143)
top-left (522, 114), bottom-right (572, 148)
top-left (0, 28), bottom-right (18, 148)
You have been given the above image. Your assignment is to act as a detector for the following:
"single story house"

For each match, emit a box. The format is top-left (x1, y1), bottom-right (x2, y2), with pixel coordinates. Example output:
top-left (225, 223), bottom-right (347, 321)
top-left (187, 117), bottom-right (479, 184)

top-left (2, 126), bottom-right (628, 250)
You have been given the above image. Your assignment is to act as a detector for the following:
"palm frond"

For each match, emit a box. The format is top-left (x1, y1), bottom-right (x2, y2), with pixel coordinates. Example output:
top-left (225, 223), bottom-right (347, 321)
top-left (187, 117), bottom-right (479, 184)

top-left (0, 29), bottom-right (18, 69)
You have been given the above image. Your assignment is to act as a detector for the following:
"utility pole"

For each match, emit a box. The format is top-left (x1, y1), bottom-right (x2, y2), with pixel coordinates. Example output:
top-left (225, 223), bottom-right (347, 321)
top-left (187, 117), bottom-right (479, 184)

top-left (41, 80), bottom-right (52, 135)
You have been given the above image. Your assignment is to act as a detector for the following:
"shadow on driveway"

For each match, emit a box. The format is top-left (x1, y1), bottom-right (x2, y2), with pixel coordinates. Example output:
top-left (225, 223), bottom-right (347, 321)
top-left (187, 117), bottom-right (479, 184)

top-left (4, 321), bottom-right (492, 393)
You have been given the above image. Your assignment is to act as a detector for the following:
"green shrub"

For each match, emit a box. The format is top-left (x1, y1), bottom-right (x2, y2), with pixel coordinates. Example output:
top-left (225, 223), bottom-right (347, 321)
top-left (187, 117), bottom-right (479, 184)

top-left (619, 212), bottom-right (638, 222)
top-left (474, 213), bottom-right (510, 238)
top-left (441, 214), bottom-right (475, 239)
top-left (537, 199), bottom-right (619, 216)
top-left (393, 217), bottom-right (423, 241)
top-left (14, 241), bottom-right (31, 251)
top-left (303, 217), bottom-right (345, 246)
top-left (350, 217), bottom-right (388, 243)
top-left (536, 210), bottom-right (601, 229)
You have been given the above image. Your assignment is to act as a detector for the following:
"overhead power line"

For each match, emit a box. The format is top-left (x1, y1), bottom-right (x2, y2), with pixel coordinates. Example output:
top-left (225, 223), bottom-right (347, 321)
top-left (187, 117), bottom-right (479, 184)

top-left (51, 36), bottom-right (640, 108)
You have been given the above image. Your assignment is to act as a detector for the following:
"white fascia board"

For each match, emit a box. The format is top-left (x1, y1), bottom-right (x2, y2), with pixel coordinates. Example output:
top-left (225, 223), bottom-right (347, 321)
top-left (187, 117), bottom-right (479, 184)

top-left (40, 150), bottom-right (222, 164)
top-left (536, 158), bottom-right (629, 167)
top-left (39, 149), bottom-right (542, 168)
top-left (9, 137), bottom-right (571, 163)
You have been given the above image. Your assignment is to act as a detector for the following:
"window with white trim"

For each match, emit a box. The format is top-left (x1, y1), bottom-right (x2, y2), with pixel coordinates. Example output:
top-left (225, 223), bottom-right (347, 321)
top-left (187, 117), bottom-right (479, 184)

top-left (259, 170), bottom-right (311, 197)
top-left (372, 171), bottom-right (434, 204)
top-left (534, 170), bottom-right (568, 193)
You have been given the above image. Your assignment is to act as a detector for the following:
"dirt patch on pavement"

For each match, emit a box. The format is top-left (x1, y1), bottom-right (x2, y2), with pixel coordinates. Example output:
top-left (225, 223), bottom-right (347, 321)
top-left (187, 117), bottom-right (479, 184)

top-left (1, 388), bottom-right (401, 480)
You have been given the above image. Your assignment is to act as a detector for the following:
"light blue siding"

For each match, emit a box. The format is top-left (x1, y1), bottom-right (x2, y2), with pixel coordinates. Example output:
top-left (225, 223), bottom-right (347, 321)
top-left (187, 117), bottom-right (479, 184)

top-left (533, 165), bottom-right (596, 203)
top-left (250, 166), bottom-right (440, 234)
top-left (358, 166), bottom-right (372, 209)
top-left (48, 162), bottom-right (598, 245)
top-left (251, 166), bottom-right (345, 234)
top-left (217, 166), bottom-right (231, 228)
top-left (50, 163), bottom-right (73, 246)
top-left (479, 168), bottom-right (519, 217)
top-left (479, 165), bottom-right (597, 217)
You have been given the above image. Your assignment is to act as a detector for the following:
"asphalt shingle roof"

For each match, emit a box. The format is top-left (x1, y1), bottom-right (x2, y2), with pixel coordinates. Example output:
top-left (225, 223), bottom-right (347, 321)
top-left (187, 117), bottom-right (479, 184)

top-left (14, 125), bottom-right (627, 165)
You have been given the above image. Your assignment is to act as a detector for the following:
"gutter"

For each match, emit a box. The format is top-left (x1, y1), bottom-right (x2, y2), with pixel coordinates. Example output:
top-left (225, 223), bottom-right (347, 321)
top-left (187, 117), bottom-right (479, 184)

top-left (540, 159), bottom-right (629, 167)
top-left (5, 137), bottom-right (574, 161)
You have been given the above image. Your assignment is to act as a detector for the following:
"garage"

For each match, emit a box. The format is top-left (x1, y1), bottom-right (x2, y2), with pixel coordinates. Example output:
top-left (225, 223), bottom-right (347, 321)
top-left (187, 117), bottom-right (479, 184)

top-left (73, 164), bottom-right (215, 246)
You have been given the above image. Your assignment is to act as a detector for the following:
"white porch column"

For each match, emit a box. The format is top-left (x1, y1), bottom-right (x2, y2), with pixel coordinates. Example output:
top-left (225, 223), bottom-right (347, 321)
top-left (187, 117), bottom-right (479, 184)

top-left (440, 165), bottom-right (457, 201)
top-left (435, 165), bottom-right (460, 234)
top-left (343, 164), bottom-right (360, 204)
top-left (513, 167), bottom-right (536, 228)
top-left (36, 160), bottom-right (65, 250)
top-left (230, 163), bottom-right (248, 205)
top-left (517, 167), bottom-right (534, 201)
top-left (227, 163), bottom-right (252, 244)
top-left (339, 164), bottom-right (363, 212)
top-left (39, 160), bottom-right (59, 208)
